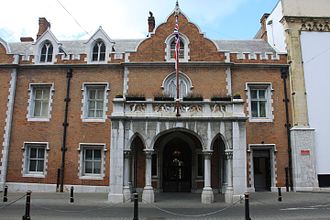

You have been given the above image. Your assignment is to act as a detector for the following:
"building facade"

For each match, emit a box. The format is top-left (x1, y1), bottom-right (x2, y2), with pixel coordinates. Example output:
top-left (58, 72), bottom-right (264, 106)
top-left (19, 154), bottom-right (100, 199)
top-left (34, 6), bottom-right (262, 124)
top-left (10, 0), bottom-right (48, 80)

top-left (0, 5), bottom-right (289, 203)
top-left (260, 0), bottom-right (330, 189)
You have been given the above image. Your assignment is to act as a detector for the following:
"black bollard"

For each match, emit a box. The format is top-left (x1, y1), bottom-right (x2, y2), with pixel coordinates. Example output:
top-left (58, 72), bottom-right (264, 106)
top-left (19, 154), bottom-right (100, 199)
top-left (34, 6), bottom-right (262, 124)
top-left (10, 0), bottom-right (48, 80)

top-left (245, 193), bottom-right (251, 220)
top-left (278, 187), bottom-right (282, 202)
top-left (22, 190), bottom-right (31, 220)
top-left (133, 193), bottom-right (139, 220)
top-left (3, 185), bottom-right (8, 202)
top-left (285, 167), bottom-right (289, 192)
top-left (70, 186), bottom-right (74, 203)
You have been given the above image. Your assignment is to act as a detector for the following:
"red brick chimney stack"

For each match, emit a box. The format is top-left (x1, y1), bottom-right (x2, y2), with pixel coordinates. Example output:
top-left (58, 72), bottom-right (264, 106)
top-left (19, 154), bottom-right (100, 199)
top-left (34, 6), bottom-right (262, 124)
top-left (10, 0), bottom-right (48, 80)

top-left (148, 11), bottom-right (155, 33)
top-left (36, 17), bottom-right (51, 40)
top-left (259, 13), bottom-right (270, 41)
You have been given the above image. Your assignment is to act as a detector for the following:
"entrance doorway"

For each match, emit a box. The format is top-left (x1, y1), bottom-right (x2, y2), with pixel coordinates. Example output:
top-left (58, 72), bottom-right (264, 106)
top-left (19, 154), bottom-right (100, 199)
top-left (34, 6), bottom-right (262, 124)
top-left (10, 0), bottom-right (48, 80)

top-left (253, 150), bottom-right (271, 191)
top-left (162, 138), bottom-right (192, 192)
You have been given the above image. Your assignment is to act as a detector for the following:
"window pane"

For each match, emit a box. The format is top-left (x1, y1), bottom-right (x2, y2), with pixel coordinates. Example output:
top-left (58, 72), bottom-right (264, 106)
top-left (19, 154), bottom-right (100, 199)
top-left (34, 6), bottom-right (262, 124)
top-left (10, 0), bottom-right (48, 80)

top-left (42, 89), bottom-right (50, 99)
top-left (34, 101), bottom-right (42, 116)
top-left (29, 160), bottom-right (36, 171)
top-left (94, 150), bottom-right (101, 160)
top-left (38, 148), bottom-right (45, 158)
top-left (251, 101), bottom-right (258, 117)
top-left (41, 102), bottom-right (49, 116)
top-left (85, 161), bottom-right (93, 173)
top-left (30, 148), bottom-right (37, 158)
top-left (85, 149), bottom-right (93, 160)
top-left (96, 101), bottom-right (103, 109)
top-left (259, 102), bottom-right (266, 117)
top-left (251, 90), bottom-right (257, 99)
top-left (94, 161), bottom-right (101, 174)
top-left (89, 90), bottom-right (96, 99)
top-left (259, 90), bottom-right (266, 99)
top-left (37, 160), bottom-right (44, 172)
top-left (96, 90), bottom-right (104, 99)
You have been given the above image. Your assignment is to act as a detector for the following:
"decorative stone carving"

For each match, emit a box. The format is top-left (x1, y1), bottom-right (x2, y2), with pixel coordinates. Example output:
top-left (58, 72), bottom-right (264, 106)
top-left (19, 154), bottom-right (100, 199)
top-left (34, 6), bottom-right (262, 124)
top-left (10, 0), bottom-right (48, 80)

top-left (153, 103), bottom-right (175, 112)
top-left (301, 21), bottom-right (330, 32)
top-left (130, 103), bottom-right (145, 112)
top-left (210, 104), bottom-right (226, 113)
top-left (224, 150), bottom-right (233, 160)
top-left (180, 104), bottom-right (202, 113)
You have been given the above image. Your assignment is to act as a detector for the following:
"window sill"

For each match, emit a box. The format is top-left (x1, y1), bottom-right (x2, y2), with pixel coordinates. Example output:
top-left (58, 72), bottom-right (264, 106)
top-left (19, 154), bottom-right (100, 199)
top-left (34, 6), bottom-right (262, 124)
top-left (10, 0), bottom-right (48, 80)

top-left (79, 175), bottom-right (104, 180)
top-left (27, 117), bottom-right (50, 122)
top-left (23, 173), bottom-right (46, 178)
top-left (249, 118), bottom-right (273, 123)
top-left (82, 118), bottom-right (106, 123)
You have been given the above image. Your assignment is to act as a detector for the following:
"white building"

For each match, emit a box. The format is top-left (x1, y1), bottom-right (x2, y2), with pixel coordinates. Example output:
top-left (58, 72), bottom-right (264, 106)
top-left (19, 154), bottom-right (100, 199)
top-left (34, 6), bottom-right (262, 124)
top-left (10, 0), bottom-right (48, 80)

top-left (264, 0), bottom-right (330, 188)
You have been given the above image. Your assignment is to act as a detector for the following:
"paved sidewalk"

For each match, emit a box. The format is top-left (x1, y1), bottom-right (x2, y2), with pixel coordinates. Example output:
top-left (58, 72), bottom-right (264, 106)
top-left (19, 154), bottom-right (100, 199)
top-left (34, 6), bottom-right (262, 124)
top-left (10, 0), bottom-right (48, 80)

top-left (0, 191), bottom-right (330, 219)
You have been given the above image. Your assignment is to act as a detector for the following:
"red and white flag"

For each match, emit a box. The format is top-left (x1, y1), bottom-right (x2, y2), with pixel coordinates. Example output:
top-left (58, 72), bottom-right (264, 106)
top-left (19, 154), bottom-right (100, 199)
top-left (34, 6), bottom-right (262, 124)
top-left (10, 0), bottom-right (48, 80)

top-left (173, 16), bottom-right (180, 70)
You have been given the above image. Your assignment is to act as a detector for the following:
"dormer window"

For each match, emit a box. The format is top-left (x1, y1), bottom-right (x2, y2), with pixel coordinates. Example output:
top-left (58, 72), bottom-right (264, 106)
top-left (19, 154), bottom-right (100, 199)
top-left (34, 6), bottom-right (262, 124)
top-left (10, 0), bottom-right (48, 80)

top-left (40, 41), bottom-right (53, 63)
top-left (92, 40), bottom-right (106, 62)
top-left (170, 38), bottom-right (184, 59)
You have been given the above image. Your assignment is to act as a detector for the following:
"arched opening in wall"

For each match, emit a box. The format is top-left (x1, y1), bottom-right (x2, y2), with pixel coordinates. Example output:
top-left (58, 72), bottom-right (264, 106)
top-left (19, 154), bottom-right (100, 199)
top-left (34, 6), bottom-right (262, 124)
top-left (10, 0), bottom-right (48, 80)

top-left (131, 136), bottom-right (145, 192)
top-left (211, 135), bottom-right (226, 192)
top-left (153, 130), bottom-right (202, 193)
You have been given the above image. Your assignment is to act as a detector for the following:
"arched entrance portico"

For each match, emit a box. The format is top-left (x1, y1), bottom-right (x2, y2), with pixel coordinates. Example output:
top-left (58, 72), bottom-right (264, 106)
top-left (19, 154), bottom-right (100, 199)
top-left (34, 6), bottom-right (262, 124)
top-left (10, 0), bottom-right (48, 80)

top-left (153, 130), bottom-right (202, 193)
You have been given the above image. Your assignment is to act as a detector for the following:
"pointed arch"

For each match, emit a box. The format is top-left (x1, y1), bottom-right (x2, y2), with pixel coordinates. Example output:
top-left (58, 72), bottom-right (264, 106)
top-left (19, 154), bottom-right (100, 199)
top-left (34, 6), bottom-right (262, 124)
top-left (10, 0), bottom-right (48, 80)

top-left (161, 71), bottom-right (193, 98)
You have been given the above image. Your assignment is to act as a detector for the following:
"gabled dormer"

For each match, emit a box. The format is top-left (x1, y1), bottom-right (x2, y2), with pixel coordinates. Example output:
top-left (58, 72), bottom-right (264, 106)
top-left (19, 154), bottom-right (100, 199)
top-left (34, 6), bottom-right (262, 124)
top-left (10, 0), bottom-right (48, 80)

top-left (85, 27), bottom-right (115, 64)
top-left (34, 29), bottom-right (61, 64)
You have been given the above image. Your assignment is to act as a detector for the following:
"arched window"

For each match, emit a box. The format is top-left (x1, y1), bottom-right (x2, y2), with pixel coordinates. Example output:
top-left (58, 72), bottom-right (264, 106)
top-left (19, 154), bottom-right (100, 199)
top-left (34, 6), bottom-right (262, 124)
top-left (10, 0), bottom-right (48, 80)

top-left (92, 40), bottom-right (106, 62)
top-left (163, 72), bottom-right (192, 98)
top-left (170, 38), bottom-right (184, 59)
top-left (40, 41), bottom-right (53, 63)
top-left (165, 34), bottom-right (190, 62)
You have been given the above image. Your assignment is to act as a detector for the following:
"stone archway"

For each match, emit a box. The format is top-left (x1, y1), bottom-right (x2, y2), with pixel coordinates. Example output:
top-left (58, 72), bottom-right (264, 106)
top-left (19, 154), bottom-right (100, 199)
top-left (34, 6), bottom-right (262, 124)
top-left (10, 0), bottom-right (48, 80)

top-left (153, 129), bottom-right (203, 193)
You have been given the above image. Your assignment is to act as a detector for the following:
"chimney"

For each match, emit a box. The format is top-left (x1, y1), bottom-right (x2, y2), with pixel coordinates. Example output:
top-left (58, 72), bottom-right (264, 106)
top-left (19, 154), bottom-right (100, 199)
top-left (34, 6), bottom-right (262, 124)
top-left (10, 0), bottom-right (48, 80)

top-left (258, 13), bottom-right (270, 41)
top-left (20, 37), bottom-right (34, 42)
top-left (36, 17), bottom-right (51, 40)
top-left (148, 11), bottom-right (155, 33)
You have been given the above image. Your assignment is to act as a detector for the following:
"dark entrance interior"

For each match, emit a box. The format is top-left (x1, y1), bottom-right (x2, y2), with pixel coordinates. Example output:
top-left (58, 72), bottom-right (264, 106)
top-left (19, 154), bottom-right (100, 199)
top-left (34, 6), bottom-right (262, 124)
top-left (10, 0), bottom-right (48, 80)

top-left (163, 138), bottom-right (192, 192)
top-left (253, 150), bottom-right (271, 191)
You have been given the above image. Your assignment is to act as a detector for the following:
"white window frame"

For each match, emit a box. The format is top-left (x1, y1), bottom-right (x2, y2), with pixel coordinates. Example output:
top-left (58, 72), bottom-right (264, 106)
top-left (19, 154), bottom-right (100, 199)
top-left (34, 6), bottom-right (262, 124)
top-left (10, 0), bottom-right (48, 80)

top-left (91, 40), bottom-right (106, 62)
top-left (78, 143), bottom-right (106, 180)
top-left (22, 142), bottom-right (49, 178)
top-left (81, 83), bottom-right (110, 122)
top-left (27, 83), bottom-right (54, 122)
top-left (246, 83), bottom-right (273, 122)
top-left (165, 33), bottom-right (190, 62)
top-left (161, 72), bottom-right (193, 98)
top-left (39, 40), bottom-right (54, 63)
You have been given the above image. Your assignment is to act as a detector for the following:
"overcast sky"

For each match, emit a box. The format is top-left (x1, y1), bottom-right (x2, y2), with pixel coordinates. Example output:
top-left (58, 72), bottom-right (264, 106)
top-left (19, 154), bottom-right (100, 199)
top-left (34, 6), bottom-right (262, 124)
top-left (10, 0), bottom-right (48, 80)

top-left (0, 0), bottom-right (279, 42)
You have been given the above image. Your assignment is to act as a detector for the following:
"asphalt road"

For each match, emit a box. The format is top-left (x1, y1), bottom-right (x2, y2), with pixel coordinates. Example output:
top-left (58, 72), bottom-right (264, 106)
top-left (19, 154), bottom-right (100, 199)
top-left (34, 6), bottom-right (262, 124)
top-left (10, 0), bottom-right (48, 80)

top-left (0, 191), bottom-right (330, 219)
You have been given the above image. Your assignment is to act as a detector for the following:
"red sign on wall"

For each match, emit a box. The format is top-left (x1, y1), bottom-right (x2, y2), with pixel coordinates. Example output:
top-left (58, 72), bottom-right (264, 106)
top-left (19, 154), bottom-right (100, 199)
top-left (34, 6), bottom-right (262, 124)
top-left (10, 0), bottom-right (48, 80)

top-left (301, 150), bottom-right (310, 155)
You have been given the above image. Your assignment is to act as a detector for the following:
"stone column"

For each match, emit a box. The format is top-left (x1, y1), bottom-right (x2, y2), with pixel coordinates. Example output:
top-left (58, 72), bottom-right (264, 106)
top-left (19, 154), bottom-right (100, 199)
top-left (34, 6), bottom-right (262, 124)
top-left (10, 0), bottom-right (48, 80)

top-left (108, 120), bottom-right (125, 203)
top-left (142, 149), bottom-right (154, 203)
top-left (201, 150), bottom-right (214, 204)
top-left (123, 150), bottom-right (131, 203)
top-left (224, 150), bottom-right (233, 203)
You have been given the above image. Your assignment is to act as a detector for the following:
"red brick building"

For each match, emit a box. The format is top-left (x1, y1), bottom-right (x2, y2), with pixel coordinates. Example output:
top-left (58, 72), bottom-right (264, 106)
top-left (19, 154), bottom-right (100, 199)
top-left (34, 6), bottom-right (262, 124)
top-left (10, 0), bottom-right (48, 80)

top-left (0, 4), bottom-right (289, 203)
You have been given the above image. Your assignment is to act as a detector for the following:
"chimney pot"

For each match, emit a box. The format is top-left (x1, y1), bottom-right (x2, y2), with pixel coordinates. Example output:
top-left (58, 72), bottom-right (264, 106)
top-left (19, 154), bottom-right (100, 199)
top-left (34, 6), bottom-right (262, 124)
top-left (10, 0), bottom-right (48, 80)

top-left (36, 17), bottom-right (51, 40)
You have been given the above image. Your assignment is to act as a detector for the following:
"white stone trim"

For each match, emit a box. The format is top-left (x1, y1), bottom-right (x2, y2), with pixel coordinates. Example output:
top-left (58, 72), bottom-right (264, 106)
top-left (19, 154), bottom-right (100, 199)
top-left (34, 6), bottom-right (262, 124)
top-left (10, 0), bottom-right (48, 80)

top-left (26, 83), bottom-right (55, 122)
top-left (123, 67), bottom-right (129, 96)
top-left (6, 182), bottom-right (109, 192)
top-left (77, 143), bottom-right (106, 180)
top-left (0, 69), bottom-right (17, 189)
top-left (33, 29), bottom-right (60, 64)
top-left (21, 142), bottom-right (50, 178)
top-left (245, 82), bottom-right (274, 123)
top-left (225, 67), bottom-right (232, 96)
top-left (81, 82), bottom-right (110, 122)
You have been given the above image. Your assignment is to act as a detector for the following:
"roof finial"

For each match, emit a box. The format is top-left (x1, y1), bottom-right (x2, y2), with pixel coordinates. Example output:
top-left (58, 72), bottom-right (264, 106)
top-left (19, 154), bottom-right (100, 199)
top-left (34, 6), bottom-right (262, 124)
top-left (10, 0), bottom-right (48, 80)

top-left (175, 0), bottom-right (180, 15)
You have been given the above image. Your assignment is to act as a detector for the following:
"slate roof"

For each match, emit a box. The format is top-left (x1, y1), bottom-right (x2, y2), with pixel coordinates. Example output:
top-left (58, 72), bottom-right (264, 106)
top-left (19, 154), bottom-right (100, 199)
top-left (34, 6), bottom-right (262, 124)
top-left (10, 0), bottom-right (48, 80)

top-left (7, 38), bottom-right (276, 55)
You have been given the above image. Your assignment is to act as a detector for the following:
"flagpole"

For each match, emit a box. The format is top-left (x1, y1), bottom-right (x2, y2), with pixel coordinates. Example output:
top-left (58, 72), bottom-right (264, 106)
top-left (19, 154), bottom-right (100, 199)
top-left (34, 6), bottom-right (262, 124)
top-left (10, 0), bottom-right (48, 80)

top-left (175, 4), bottom-right (180, 117)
